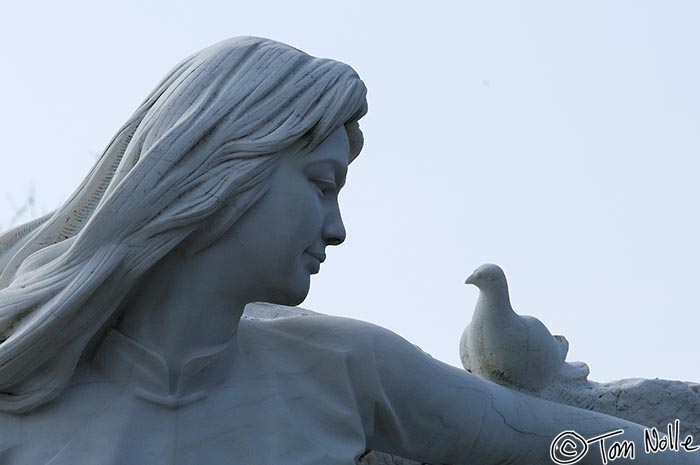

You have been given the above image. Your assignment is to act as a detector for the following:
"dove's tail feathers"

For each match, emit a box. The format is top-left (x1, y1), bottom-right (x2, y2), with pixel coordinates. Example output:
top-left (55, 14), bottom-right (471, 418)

top-left (557, 361), bottom-right (590, 382)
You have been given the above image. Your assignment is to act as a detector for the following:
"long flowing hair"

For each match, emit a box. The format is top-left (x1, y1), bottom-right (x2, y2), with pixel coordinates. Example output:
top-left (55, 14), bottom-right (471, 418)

top-left (0, 37), bottom-right (367, 413)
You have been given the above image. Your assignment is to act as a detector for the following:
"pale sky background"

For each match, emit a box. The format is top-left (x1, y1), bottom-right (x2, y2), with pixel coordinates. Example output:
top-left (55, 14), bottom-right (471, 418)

top-left (0, 1), bottom-right (698, 383)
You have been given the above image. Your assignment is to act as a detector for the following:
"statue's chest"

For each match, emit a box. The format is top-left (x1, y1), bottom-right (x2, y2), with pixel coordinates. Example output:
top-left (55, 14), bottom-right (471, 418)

top-left (6, 370), bottom-right (367, 465)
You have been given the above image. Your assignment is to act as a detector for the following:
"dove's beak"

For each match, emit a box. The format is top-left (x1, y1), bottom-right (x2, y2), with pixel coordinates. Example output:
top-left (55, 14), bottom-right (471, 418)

top-left (465, 273), bottom-right (477, 285)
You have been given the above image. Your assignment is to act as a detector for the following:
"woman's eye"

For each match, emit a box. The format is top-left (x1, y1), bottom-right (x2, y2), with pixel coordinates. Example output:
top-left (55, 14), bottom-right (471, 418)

top-left (311, 178), bottom-right (336, 196)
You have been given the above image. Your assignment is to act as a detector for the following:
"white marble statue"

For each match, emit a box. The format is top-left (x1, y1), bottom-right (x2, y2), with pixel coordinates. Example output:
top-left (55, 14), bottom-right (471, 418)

top-left (0, 37), bottom-right (697, 465)
top-left (461, 263), bottom-right (588, 391)
top-left (462, 263), bottom-right (570, 390)
top-left (461, 263), bottom-right (700, 450)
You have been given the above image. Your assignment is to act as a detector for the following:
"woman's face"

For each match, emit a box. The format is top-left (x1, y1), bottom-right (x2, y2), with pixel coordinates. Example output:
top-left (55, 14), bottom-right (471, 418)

top-left (205, 126), bottom-right (350, 306)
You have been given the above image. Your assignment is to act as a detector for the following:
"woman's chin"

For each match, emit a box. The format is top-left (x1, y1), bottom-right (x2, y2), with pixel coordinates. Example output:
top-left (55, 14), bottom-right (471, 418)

top-left (269, 292), bottom-right (307, 307)
top-left (264, 279), bottom-right (310, 307)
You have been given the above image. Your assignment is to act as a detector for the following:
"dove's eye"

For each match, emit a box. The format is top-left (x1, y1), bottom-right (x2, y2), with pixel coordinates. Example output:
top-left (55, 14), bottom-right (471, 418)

top-left (486, 276), bottom-right (495, 282)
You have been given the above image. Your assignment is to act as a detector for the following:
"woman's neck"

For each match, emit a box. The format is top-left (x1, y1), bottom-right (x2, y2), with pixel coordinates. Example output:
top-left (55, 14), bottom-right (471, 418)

top-left (116, 246), bottom-right (246, 370)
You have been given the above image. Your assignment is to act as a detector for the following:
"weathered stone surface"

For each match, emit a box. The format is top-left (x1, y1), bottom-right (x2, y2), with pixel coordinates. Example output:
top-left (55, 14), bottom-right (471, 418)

top-left (539, 377), bottom-right (700, 437)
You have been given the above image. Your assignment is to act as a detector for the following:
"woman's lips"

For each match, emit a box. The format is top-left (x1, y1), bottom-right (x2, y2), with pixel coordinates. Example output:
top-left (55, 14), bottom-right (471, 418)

top-left (305, 250), bottom-right (326, 263)
top-left (304, 250), bottom-right (325, 274)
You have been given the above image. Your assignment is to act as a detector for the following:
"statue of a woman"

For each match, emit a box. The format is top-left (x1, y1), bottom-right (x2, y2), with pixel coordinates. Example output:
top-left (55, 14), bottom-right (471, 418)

top-left (0, 37), bottom-right (696, 465)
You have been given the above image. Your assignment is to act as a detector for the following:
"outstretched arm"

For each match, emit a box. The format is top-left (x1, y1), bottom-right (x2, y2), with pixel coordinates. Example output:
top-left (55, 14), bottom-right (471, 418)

top-left (355, 321), bottom-right (699, 465)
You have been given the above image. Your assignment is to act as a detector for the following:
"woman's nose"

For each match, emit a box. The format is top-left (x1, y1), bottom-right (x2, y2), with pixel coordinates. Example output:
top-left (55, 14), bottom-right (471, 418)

top-left (323, 204), bottom-right (346, 246)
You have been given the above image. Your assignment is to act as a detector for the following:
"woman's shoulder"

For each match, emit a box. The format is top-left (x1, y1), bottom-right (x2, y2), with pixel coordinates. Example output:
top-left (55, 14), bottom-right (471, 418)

top-left (240, 306), bottom-right (377, 347)
top-left (239, 303), bottom-right (423, 360)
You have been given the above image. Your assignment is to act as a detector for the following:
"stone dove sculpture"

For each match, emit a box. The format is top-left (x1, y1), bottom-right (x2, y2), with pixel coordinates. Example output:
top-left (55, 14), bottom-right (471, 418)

top-left (460, 263), bottom-right (569, 391)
